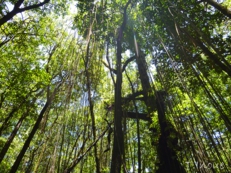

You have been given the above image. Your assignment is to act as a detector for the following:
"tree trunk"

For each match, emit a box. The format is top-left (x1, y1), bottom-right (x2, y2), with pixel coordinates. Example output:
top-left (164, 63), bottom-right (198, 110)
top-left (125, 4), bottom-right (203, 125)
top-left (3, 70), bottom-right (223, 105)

top-left (110, 25), bottom-right (124, 173)
top-left (110, 1), bottom-right (131, 172)
top-left (9, 84), bottom-right (59, 173)
top-left (135, 53), bottom-right (186, 173)
top-left (155, 91), bottom-right (186, 173)
top-left (0, 113), bottom-right (26, 163)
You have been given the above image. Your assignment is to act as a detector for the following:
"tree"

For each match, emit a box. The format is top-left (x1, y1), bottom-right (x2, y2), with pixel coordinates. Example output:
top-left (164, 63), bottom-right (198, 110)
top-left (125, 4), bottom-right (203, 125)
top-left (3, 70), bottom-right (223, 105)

top-left (1, 0), bottom-right (231, 172)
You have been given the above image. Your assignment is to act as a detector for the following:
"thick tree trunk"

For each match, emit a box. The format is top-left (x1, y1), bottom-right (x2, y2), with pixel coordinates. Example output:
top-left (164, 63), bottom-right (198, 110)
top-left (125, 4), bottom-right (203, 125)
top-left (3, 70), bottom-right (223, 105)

top-left (135, 53), bottom-right (186, 173)
top-left (110, 25), bottom-right (124, 173)
top-left (135, 53), bottom-right (152, 105)
top-left (0, 94), bottom-right (39, 164)
top-left (155, 92), bottom-right (186, 173)
top-left (110, 1), bottom-right (131, 173)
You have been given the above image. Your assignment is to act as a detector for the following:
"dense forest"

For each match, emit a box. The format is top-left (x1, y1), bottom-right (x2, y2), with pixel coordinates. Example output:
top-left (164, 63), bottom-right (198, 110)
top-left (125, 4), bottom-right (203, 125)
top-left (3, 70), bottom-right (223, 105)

top-left (1, 0), bottom-right (231, 172)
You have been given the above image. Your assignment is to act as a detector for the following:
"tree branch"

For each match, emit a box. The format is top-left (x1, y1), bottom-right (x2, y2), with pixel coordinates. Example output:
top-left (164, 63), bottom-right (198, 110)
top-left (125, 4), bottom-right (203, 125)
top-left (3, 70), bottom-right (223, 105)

top-left (0, 0), bottom-right (50, 26)
top-left (122, 91), bottom-right (145, 103)
top-left (14, 0), bottom-right (24, 10)
top-left (122, 55), bottom-right (136, 72)
top-left (102, 61), bottom-right (117, 74)
top-left (0, 37), bottom-right (13, 47)
top-left (102, 55), bottom-right (136, 75)
top-left (123, 112), bottom-right (151, 121)
top-left (18, 0), bottom-right (50, 12)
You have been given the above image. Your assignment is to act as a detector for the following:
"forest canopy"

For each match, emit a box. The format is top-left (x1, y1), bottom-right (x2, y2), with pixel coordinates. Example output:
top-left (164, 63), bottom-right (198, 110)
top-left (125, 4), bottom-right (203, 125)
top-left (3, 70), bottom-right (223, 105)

top-left (0, 0), bottom-right (231, 173)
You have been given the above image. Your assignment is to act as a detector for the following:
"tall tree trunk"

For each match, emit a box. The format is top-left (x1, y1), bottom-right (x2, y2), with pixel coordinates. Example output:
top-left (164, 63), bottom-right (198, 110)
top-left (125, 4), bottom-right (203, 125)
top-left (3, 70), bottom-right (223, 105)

top-left (135, 53), bottom-right (154, 111)
top-left (155, 91), bottom-right (186, 173)
top-left (110, 25), bottom-right (124, 173)
top-left (135, 52), bottom-right (186, 173)
top-left (110, 1), bottom-right (131, 172)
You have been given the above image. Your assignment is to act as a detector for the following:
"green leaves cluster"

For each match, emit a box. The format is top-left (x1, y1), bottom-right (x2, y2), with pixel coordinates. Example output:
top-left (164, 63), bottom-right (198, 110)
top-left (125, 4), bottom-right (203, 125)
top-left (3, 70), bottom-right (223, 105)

top-left (1, 0), bottom-right (231, 172)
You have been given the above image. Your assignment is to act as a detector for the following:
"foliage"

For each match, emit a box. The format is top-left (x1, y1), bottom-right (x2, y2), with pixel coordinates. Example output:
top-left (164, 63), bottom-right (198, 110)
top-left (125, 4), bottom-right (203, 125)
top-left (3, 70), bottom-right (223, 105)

top-left (1, 0), bottom-right (231, 173)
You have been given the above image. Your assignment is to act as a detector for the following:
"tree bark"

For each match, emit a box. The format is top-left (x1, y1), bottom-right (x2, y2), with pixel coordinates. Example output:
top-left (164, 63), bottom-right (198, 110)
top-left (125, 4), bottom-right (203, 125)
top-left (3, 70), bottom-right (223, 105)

top-left (110, 23), bottom-right (124, 173)
top-left (155, 92), bottom-right (186, 173)
top-left (123, 112), bottom-right (151, 121)
top-left (135, 52), bottom-right (186, 173)
top-left (110, 1), bottom-right (131, 173)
